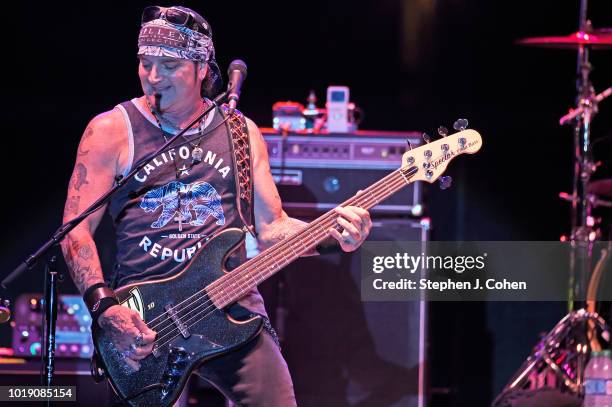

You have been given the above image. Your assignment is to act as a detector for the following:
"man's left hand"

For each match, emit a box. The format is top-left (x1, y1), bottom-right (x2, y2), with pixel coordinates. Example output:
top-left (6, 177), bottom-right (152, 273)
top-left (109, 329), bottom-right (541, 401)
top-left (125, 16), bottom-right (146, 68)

top-left (329, 206), bottom-right (372, 252)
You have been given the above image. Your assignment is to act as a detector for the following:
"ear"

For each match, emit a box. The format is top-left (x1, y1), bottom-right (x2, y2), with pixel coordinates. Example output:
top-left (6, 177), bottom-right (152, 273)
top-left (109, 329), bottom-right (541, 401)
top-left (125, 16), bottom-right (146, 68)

top-left (197, 62), bottom-right (209, 81)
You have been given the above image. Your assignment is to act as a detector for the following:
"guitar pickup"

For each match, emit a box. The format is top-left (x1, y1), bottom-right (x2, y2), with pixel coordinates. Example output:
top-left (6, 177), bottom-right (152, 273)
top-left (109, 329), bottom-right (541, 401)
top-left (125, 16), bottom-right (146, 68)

top-left (164, 304), bottom-right (191, 339)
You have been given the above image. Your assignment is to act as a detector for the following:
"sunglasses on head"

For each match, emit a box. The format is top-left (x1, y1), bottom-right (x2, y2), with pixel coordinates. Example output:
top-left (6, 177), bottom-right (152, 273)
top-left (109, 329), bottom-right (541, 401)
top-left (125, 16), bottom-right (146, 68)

top-left (141, 6), bottom-right (210, 36)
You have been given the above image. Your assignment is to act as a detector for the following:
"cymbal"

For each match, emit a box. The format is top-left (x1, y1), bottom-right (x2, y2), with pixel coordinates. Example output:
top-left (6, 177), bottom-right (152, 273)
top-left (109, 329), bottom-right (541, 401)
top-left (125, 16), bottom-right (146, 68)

top-left (589, 179), bottom-right (612, 198)
top-left (517, 29), bottom-right (612, 49)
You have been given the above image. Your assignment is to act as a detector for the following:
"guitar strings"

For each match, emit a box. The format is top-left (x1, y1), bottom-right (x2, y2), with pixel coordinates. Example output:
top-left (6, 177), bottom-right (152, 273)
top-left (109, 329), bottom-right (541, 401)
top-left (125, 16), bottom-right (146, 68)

top-left (145, 164), bottom-right (414, 335)
top-left (150, 165), bottom-right (421, 348)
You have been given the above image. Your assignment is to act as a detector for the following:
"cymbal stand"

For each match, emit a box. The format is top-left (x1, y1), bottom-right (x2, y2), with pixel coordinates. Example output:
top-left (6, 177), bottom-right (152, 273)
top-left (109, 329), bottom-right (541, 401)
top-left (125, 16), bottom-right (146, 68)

top-left (556, 8), bottom-right (608, 390)
top-left (565, 32), bottom-right (598, 312)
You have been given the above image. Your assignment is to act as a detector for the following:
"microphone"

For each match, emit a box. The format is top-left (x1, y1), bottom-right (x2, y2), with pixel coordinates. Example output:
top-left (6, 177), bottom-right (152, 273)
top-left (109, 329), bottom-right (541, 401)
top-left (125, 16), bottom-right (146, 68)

top-left (227, 60), bottom-right (247, 114)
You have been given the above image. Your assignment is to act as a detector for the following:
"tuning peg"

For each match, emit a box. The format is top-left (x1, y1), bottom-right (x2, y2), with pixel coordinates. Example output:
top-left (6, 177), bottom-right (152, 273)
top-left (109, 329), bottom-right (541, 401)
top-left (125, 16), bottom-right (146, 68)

top-left (422, 132), bottom-right (431, 144)
top-left (437, 126), bottom-right (448, 137)
top-left (453, 118), bottom-right (469, 131)
top-left (439, 176), bottom-right (452, 190)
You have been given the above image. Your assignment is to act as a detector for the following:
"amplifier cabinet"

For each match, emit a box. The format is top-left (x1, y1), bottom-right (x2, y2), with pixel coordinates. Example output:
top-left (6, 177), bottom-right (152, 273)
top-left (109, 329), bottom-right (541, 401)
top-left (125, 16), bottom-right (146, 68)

top-left (257, 218), bottom-right (430, 407)
top-left (261, 130), bottom-right (423, 216)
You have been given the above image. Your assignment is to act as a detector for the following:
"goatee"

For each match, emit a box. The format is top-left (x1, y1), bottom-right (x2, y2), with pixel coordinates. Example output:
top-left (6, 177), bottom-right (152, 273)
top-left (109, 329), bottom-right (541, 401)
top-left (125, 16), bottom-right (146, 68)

top-left (154, 93), bottom-right (162, 112)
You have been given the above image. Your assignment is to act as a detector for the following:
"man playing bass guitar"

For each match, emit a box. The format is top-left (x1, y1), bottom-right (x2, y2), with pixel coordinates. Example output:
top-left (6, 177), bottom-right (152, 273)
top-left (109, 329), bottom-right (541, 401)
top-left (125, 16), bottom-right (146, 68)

top-left (61, 6), bottom-right (371, 406)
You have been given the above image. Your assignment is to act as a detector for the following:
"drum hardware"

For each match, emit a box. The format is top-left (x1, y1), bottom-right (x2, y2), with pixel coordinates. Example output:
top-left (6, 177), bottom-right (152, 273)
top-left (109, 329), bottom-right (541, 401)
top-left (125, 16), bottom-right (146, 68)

top-left (503, 1), bottom-right (612, 398)
top-left (517, 15), bottom-right (612, 309)
top-left (502, 309), bottom-right (609, 395)
top-left (560, 191), bottom-right (612, 210)
top-left (516, 28), bottom-right (612, 50)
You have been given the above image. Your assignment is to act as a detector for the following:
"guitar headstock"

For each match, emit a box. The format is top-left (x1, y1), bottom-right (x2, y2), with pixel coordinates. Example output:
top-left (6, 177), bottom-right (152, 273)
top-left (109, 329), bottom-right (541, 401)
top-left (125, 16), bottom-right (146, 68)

top-left (401, 128), bottom-right (482, 183)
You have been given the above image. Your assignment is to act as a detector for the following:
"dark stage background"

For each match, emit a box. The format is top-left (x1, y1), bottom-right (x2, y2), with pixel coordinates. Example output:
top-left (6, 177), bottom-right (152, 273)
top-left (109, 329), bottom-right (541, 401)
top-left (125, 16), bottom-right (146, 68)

top-left (1, 1), bottom-right (611, 406)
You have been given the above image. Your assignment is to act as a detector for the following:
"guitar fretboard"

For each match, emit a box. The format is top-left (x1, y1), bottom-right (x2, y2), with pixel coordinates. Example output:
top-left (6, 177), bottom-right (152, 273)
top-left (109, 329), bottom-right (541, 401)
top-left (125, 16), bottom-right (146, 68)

top-left (207, 164), bottom-right (418, 308)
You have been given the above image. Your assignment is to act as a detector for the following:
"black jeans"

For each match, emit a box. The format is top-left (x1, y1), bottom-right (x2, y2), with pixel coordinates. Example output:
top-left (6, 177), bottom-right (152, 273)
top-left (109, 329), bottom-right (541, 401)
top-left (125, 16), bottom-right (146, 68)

top-left (194, 330), bottom-right (296, 407)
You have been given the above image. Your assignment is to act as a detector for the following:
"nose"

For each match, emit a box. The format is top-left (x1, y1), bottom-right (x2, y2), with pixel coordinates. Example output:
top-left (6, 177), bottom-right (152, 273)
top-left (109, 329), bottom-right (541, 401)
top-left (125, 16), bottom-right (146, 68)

top-left (148, 64), bottom-right (163, 85)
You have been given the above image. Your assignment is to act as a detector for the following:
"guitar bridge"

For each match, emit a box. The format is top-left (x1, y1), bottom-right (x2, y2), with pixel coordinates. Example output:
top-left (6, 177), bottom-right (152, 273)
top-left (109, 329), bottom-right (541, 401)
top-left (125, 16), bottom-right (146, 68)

top-left (164, 304), bottom-right (191, 339)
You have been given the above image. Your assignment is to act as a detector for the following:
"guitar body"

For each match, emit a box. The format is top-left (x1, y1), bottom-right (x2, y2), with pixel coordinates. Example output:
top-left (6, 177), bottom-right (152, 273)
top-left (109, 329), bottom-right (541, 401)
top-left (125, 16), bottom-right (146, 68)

top-left (92, 228), bottom-right (263, 406)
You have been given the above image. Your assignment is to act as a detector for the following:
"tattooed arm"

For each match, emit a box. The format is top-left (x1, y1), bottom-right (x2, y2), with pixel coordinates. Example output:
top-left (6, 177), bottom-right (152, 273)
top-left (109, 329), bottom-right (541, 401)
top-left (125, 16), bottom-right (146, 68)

top-left (247, 119), bottom-right (372, 253)
top-left (60, 109), bottom-right (128, 294)
top-left (61, 109), bottom-right (155, 372)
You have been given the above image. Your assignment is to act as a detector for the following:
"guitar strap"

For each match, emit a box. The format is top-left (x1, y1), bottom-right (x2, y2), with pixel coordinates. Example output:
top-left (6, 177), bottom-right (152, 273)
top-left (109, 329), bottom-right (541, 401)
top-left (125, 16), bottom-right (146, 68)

top-left (222, 101), bottom-right (343, 347)
top-left (221, 105), bottom-right (256, 237)
top-left (222, 107), bottom-right (284, 348)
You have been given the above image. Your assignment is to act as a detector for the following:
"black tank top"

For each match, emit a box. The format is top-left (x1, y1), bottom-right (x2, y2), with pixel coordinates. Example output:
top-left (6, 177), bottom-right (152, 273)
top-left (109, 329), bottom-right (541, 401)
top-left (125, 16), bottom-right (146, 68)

top-left (108, 98), bottom-right (266, 315)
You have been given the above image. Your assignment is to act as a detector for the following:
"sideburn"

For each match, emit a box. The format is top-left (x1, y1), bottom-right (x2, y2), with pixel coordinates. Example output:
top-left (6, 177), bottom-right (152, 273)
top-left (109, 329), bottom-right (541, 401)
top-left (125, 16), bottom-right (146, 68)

top-left (194, 61), bottom-right (205, 97)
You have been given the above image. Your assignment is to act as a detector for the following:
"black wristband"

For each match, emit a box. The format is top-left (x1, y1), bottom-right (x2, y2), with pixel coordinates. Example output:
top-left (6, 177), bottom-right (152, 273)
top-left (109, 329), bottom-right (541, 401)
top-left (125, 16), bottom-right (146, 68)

top-left (83, 283), bottom-right (119, 325)
top-left (90, 296), bottom-right (119, 325)
top-left (83, 283), bottom-right (106, 302)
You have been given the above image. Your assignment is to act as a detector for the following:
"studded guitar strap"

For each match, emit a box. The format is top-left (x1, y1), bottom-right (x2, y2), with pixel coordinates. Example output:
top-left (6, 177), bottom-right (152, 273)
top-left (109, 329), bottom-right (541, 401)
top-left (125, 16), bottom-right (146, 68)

top-left (221, 105), bottom-right (256, 237)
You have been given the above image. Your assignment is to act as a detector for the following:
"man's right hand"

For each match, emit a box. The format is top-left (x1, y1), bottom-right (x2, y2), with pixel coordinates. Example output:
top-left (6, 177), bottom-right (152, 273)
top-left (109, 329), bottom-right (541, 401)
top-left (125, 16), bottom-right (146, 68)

top-left (98, 305), bottom-right (157, 371)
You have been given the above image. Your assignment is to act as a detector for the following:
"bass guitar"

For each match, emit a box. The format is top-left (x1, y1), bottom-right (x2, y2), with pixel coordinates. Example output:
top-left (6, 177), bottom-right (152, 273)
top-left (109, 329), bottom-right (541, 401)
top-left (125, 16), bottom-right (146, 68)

top-left (93, 127), bottom-right (482, 406)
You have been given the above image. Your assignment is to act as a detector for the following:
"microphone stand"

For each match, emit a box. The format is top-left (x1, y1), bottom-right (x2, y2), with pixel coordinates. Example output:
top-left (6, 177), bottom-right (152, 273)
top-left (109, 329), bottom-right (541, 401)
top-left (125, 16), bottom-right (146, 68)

top-left (43, 257), bottom-right (58, 397)
top-left (0, 89), bottom-right (230, 388)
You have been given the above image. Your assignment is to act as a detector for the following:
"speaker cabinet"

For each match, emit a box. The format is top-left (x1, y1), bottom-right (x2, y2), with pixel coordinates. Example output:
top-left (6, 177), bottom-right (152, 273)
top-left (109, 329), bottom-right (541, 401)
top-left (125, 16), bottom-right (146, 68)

top-left (259, 218), bottom-right (429, 407)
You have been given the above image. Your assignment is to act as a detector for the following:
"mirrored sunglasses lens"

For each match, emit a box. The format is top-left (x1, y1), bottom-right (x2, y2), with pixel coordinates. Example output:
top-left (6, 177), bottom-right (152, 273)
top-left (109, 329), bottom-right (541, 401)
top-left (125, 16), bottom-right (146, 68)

top-left (165, 9), bottom-right (190, 26)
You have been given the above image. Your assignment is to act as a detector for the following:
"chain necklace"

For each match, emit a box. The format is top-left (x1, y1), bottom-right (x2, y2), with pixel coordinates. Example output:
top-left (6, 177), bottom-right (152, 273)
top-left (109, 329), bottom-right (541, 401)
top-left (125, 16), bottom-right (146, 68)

top-left (146, 98), bottom-right (211, 231)
top-left (146, 98), bottom-right (209, 179)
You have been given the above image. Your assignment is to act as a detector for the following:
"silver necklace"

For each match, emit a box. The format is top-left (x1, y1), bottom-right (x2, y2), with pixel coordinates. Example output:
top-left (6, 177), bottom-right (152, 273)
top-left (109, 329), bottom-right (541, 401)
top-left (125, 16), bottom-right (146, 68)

top-left (146, 99), bottom-right (208, 170)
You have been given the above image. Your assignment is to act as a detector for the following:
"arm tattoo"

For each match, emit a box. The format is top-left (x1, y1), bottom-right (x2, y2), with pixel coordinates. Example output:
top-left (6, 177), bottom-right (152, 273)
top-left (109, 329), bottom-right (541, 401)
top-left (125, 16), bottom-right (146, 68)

top-left (100, 314), bottom-right (130, 332)
top-left (78, 144), bottom-right (89, 156)
top-left (65, 196), bottom-right (80, 215)
top-left (62, 237), bottom-right (102, 294)
top-left (84, 127), bottom-right (94, 139)
top-left (62, 127), bottom-right (102, 293)
top-left (71, 163), bottom-right (89, 191)
top-left (77, 127), bottom-right (93, 156)
top-left (78, 245), bottom-right (93, 260)
top-left (262, 217), bottom-right (308, 246)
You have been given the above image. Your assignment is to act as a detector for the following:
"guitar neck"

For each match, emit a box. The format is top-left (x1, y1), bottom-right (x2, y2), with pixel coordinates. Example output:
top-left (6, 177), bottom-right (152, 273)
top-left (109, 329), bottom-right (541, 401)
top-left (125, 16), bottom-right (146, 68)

top-left (207, 165), bottom-right (417, 308)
